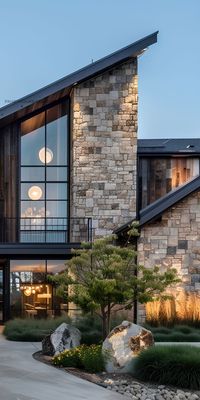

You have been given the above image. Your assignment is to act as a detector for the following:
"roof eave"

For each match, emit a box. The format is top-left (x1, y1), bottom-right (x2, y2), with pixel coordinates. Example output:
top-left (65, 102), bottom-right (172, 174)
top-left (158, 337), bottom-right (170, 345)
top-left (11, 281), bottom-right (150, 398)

top-left (0, 31), bottom-right (158, 126)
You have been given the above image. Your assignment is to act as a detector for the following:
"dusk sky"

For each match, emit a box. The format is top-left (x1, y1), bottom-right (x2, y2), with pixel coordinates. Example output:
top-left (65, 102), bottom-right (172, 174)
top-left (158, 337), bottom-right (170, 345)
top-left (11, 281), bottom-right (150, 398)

top-left (0, 0), bottom-right (199, 138)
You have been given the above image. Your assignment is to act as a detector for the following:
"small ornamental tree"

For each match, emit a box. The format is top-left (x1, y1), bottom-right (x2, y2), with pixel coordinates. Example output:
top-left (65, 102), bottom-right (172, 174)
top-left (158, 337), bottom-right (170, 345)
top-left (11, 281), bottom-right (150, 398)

top-left (50, 230), bottom-right (180, 339)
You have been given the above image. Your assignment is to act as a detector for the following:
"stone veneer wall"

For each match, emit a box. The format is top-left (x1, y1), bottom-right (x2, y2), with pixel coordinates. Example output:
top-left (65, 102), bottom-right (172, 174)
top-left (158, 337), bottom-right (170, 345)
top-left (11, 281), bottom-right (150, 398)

top-left (70, 59), bottom-right (138, 238)
top-left (137, 191), bottom-right (200, 322)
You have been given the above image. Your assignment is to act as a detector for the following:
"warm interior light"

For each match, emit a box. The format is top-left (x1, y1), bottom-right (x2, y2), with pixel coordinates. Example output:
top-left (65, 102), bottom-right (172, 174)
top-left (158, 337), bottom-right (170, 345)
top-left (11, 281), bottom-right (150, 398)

top-left (39, 147), bottom-right (53, 164)
top-left (37, 293), bottom-right (51, 299)
top-left (28, 185), bottom-right (43, 200)
top-left (24, 288), bottom-right (32, 297)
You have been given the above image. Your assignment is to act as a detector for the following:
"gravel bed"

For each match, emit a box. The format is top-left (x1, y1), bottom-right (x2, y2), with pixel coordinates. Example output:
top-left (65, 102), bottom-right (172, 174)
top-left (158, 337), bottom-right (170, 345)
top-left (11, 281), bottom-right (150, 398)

top-left (34, 352), bottom-right (200, 400)
top-left (103, 377), bottom-right (200, 400)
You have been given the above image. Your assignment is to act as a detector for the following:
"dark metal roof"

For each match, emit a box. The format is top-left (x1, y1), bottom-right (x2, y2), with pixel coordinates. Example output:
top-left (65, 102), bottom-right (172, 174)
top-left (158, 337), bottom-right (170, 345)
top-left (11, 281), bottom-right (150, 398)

top-left (138, 138), bottom-right (200, 155)
top-left (0, 31), bottom-right (158, 128)
top-left (114, 175), bottom-right (200, 234)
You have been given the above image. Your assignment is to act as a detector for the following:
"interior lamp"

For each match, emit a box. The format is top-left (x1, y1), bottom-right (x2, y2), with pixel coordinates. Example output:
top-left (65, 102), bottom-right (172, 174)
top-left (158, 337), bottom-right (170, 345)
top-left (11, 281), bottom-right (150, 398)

top-left (39, 147), bottom-right (53, 164)
top-left (24, 288), bottom-right (32, 297)
top-left (28, 185), bottom-right (43, 200)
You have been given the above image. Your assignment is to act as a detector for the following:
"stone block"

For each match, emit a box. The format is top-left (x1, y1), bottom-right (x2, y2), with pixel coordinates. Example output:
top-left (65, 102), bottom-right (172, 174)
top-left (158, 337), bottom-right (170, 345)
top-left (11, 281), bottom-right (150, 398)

top-left (178, 240), bottom-right (188, 250)
top-left (167, 246), bottom-right (177, 255)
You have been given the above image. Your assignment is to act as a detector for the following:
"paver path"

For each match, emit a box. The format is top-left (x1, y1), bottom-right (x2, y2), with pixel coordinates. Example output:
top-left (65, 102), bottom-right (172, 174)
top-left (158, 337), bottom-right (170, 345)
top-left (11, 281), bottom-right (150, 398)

top-left (0, 334), bottom-right (124, 400)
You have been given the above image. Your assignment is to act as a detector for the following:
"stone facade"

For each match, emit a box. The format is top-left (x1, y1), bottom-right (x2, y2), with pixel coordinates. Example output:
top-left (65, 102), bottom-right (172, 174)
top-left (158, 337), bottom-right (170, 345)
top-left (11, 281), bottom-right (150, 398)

top-left (137, 191), bottom-right (200, 321)
top-left (70, 59), bottom-right (138, 238)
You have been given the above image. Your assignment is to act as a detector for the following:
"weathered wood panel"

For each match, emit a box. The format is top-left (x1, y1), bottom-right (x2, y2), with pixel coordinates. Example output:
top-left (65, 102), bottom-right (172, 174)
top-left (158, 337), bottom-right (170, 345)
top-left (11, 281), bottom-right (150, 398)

top-left (0, 123), bottom-right (19, 241)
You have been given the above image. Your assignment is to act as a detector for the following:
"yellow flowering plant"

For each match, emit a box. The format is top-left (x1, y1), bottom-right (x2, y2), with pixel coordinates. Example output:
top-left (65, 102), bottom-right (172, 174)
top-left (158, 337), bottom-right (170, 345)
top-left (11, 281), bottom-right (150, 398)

top-left (52, 344), bottom-right (106, 372)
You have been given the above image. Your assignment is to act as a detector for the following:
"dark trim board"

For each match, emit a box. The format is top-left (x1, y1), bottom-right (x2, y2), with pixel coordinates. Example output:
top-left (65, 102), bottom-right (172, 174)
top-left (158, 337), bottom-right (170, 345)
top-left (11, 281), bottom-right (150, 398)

top-left (0, 32), bottom-right (158, 128)
top-left (0, 243), bottom-right (82, 256)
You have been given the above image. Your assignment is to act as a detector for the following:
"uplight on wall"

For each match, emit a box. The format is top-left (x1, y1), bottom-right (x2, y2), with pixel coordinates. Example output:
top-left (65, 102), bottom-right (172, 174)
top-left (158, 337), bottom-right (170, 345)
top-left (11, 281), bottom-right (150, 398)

top-left (39, 147), bottom-right (53, 164)
top-left (28, 185), bottom-right (43, 200)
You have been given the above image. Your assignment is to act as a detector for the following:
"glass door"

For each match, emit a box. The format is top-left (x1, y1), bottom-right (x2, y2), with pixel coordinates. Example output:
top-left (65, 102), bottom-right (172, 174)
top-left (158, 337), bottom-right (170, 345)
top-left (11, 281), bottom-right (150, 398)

top-left (0, 267), bottom-right (4, 322)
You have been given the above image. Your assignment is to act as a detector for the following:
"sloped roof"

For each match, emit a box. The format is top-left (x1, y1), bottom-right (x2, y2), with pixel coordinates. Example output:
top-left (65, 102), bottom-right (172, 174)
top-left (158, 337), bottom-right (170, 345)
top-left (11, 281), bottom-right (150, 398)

top-left (114, 175), bottom-right (200, 235)
top-left (138, 138), bottom-right (200, 155)
top-left (0, 31), bottom-right (158, 128)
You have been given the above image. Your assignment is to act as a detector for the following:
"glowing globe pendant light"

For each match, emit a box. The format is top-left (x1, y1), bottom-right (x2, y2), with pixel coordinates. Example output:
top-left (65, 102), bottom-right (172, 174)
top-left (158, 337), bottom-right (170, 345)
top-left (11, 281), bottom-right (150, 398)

top-left (39, 147), bottom-right (53, 164)
top-left (28, 185), bottom-right (43, 200)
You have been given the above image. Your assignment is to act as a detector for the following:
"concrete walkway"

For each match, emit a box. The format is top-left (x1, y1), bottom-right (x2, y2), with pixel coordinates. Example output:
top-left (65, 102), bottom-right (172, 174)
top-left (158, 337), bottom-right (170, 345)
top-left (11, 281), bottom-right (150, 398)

top-left (0, 334), bottom-right (124, 400)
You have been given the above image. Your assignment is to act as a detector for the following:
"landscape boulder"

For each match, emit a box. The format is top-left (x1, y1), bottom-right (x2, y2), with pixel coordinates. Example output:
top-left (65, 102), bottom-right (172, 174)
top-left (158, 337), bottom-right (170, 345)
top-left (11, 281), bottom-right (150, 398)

top-left (42, 322), bottom-right (81, 356)
top-left (102, 320), bottom-right (154, 373)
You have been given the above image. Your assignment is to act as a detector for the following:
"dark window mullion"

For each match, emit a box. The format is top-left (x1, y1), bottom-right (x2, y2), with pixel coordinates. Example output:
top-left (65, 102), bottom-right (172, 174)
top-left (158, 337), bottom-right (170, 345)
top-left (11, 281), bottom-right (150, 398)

top-left (45, 110), bottom-right (47, 242)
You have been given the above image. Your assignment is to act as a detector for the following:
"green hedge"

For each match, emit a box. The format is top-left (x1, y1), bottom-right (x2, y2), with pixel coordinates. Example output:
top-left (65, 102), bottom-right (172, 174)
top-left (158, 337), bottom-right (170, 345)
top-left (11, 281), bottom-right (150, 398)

top-left (154, 332), bottom-right (200, 342)
top-left (53, 344), bottom-right (105, 373)
top-left (132, 345), bottom-right (200, 390)
top-left (145, 324), bottom-right (200, 342)
top-left (4, 317), bottom-right (70, 341)
top-left (4, 315), bottom-right (103, 344)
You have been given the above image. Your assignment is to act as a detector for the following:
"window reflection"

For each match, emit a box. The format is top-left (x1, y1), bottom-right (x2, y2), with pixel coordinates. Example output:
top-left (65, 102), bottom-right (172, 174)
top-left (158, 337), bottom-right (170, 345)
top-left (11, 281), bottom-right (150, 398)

top-left (21, 112), bottom-right (45, 166)
top-left (46, 167), bottom-right (68, 181)
top-left (47, 104), bottom-right (68, 166)
top-left (139, 157), bottom-right (200, 209)
top-left (21, 167), bottom-right (45, 182)
top-left (20, 102), bottom-right (68, 242)
top-left (10, 260), bottom-right (67, 318)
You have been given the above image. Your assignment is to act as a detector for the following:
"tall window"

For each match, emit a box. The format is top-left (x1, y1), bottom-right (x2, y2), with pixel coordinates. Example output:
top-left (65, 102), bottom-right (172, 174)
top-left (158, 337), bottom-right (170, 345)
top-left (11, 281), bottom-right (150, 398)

top-left (20, 102), bottom-right (69, 242)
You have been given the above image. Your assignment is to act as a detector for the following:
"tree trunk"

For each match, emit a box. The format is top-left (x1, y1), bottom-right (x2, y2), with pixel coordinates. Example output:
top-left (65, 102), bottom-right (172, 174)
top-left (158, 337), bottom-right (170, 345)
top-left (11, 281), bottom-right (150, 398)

top-left (133, 297), bottom-right (137, 324)
top-left (101, 306), bottom-right (108, 340)
top-left (107, 302), bottom-right (111, 335)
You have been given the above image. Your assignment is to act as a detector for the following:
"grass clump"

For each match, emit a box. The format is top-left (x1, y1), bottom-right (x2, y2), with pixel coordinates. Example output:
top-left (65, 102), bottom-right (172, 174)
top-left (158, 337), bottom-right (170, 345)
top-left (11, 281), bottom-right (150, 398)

top-left (173, 325), bottom-right (193, 334)
top-left (151, 327), bottom-right (171, 335)
top-left (132, 345), bottom-right (200, 390)
top-left (4, 317), bottom-right (70, 341)
top-left (154, 332), bottom-right (200, 342)
top-left (53, 344), bottom-right (105, 373)
top-left (145, 324), bottom-right (200, 342)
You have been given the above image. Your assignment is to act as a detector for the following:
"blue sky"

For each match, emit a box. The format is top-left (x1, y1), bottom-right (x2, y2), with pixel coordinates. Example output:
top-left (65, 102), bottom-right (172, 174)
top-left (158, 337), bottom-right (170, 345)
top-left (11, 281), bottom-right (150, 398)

top-left (0, 0), bottom-right (199, 138)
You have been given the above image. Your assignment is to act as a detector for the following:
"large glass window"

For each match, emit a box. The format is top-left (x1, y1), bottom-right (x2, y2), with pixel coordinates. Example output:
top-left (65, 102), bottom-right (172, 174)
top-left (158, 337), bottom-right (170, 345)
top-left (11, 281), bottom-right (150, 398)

top-left (0, 268), bottom-right (3, 321)
top-left (20, 102), bottom-right (69, 242)
top-left (139, 157), bottom-right (200, 209)
top-left (10, 260), bottom-right (67, 318)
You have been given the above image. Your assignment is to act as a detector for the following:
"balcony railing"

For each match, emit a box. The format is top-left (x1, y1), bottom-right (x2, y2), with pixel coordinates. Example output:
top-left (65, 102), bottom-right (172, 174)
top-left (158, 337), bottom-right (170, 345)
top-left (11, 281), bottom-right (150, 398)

top-left (0, 217), bottom-right (93, 244)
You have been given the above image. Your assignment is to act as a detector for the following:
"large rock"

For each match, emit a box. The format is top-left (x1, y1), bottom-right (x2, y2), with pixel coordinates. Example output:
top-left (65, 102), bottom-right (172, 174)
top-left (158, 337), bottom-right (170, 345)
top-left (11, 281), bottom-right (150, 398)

top-left (42, 323), bottom-right (81, 356)
top-left (102, 320), bottom-right (154, 373)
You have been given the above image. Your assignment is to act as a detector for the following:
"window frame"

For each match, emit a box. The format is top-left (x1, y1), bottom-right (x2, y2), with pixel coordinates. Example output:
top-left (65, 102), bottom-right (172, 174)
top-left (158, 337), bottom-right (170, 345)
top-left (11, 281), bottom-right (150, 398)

top-left (19, 98), bottom-right (70, 241)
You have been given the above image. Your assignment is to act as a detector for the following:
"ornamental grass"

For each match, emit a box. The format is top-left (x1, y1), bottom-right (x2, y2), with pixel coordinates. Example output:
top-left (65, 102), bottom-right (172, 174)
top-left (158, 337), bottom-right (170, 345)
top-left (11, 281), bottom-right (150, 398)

top-left (131, 345), bottom-right (200, 390)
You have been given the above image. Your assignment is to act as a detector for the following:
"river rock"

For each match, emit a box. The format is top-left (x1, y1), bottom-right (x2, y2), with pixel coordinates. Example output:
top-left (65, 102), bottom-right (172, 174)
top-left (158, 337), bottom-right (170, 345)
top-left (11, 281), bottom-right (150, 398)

top-left (42, 322), bottom-right (81, 356)
top-left (102, 320), bottom-right (154, 373)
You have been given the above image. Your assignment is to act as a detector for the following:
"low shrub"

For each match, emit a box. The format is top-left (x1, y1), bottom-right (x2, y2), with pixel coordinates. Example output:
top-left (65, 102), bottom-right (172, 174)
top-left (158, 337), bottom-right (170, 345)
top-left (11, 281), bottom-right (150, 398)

top-left (154, 332), bottom-right (200, 342)
top-left (53, 345), bottom-right (86, 368)
top-left (169, 332), bottom-right (200, 342)
top-left (153, 333), bottom-right (172, 342)
top-left (74, 315), bottom-right (102, 344)
top-left (151, 327), bottom-right (171, 335)
top-left (53, 344), bottom-right (105, 373)
top-left (131, 345), bottom-right (200, 390)
top-left (173, 325), bottom-right (193, 334)
top-left (4, 317), bottom-right (70, 341)
top-left (80, 344), bottom-right (105, 372)
top-left (80, 331), bottom-right (102, 345)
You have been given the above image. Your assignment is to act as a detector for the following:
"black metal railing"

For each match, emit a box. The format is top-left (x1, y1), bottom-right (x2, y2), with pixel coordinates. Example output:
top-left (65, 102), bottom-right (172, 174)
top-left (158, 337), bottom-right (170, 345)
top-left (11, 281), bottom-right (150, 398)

top-left (0, 217), bottom-right (93, 244)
